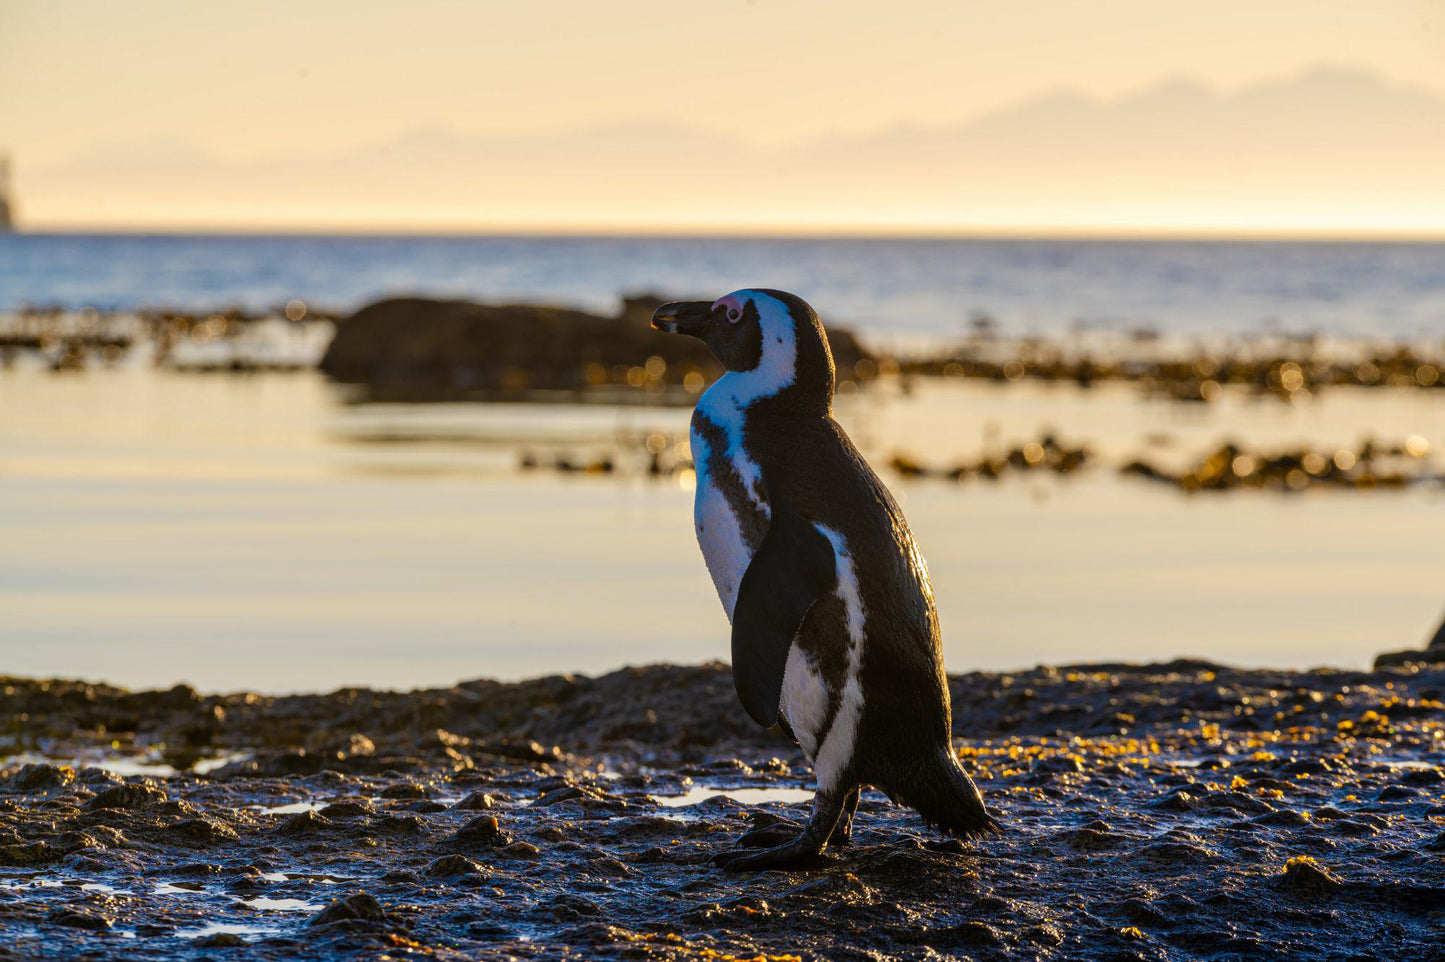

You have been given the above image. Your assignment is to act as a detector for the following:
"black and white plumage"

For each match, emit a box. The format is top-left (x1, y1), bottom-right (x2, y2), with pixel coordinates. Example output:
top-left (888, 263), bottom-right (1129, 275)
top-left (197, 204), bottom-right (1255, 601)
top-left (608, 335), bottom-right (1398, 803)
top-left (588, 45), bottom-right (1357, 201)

top-left (652, 289), bottom-right (999, 870)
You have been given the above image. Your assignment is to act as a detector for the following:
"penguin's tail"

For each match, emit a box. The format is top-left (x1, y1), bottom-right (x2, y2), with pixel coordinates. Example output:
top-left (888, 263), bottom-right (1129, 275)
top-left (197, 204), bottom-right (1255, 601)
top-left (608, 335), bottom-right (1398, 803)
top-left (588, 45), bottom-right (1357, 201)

top-left (895, 748), bottom-right (1001, 840)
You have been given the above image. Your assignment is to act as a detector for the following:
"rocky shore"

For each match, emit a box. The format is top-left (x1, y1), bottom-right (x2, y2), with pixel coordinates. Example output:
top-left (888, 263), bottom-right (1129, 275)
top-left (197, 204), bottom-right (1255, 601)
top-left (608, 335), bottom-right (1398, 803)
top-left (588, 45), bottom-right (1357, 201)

top-left (3, 658), bottom-right (1445, 961)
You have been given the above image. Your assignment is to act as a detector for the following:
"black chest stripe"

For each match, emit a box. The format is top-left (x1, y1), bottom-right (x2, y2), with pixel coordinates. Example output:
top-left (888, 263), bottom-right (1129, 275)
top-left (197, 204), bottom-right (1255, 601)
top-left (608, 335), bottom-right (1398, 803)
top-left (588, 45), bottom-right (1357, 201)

top-left (694, 412), bottom-right (769, 551)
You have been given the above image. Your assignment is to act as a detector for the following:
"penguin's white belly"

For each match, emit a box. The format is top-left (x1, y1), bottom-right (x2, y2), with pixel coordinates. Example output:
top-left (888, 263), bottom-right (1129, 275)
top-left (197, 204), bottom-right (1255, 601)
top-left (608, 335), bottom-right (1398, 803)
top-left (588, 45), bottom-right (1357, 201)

top-left (780, 645), bottom-right (831, 759)
top-left (693, 476), bottom-right (753, 618)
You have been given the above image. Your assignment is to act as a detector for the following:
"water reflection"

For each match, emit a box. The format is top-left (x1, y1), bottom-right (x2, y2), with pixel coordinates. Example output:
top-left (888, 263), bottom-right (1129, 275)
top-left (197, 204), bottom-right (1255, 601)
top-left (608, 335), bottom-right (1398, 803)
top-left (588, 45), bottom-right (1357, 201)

top-left (2, 368), bottom-right (1443, 691)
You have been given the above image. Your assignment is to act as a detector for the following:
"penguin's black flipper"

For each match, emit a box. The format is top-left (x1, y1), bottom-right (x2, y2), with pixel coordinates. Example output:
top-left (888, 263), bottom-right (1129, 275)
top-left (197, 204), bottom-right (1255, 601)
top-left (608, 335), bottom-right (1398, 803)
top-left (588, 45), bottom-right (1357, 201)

top-left (730, 497), bottom-right (837, 727)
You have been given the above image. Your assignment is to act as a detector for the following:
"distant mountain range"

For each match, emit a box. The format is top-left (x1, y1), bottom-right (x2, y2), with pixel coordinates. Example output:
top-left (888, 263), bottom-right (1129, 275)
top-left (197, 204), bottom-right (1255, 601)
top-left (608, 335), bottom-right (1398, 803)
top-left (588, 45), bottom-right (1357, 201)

top-left (20, 66), bottom-right (1445, 232)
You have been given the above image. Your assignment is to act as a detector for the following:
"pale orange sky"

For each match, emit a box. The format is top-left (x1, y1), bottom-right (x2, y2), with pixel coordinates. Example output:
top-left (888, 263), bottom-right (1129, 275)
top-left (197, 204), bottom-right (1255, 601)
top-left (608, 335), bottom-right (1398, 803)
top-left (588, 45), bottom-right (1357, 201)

top-left (2, 0), bottom-right (1443, 233)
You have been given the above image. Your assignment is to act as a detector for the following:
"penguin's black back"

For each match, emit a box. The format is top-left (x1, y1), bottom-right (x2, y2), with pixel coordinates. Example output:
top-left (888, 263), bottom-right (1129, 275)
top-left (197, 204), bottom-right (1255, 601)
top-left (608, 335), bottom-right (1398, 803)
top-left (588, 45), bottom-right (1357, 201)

top-left (749, 412), bottom-right (996, 837)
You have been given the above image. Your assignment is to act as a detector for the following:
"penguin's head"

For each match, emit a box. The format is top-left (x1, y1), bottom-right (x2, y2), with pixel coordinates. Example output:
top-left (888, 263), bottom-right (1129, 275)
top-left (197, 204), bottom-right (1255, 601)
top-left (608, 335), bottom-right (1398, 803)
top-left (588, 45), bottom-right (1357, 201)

top-left (651, 289), bottom-right (835, 411)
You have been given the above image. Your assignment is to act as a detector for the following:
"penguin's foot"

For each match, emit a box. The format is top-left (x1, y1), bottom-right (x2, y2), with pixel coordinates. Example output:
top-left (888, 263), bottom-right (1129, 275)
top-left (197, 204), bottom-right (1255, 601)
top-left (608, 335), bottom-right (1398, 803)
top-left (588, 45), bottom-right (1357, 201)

top-left (712, 787), bottom-right (851, 871)
top-left (828, 786), bottom-right (863, 847)
top-left (711, 834), bottom-right (828, 871)
top-left (737, 819), bottom-right (802, 848)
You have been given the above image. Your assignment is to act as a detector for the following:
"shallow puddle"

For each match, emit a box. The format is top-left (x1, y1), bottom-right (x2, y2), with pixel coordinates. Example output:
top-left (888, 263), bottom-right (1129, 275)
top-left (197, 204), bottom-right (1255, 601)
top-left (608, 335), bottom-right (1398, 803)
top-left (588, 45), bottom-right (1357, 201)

top-left (652, 786), bottom-right (814, 807)
top-left (239, 896), bottom-right (323, 912)
top-left (176, 922), bottom-right (281, 941)
top-left (252, 800), bottom-right (326, 815)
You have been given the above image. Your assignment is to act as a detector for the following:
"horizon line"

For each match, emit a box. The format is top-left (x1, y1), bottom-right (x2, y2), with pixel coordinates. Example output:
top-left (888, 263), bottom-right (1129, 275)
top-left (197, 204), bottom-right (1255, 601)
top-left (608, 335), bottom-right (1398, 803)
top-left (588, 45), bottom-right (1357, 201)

top-left (9, 222), bottom-right (1445, 244)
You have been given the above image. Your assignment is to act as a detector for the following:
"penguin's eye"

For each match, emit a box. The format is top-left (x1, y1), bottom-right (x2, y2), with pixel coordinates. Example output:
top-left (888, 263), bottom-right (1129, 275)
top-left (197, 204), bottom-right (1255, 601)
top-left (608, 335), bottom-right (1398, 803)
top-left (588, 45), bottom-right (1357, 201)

top-left (727, 308), bottom-right (741, 323)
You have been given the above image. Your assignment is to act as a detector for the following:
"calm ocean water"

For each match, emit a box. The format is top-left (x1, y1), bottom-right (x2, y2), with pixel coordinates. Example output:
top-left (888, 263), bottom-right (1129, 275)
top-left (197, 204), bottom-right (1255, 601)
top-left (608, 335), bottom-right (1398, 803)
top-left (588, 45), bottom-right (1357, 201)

top-left (4, 231), bottom-right (1445, 691)
top-left (3, 233), bottom-right (1445, 338)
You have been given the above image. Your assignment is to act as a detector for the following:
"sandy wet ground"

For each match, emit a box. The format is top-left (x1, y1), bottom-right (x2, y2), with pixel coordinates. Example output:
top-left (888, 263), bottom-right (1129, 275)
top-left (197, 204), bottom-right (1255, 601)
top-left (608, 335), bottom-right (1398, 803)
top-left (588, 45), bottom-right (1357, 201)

top-left (2, 661), bottom-right (1444, 960)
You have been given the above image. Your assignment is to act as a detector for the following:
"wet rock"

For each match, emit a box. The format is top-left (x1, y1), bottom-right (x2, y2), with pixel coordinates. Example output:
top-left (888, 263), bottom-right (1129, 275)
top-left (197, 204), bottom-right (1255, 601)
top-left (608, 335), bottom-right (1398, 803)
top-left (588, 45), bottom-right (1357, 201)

top-left (1398, 768), bottom-right (1443, 788)
top-left (1031, 754), bottom-right (1085, 775)
top-left (502, 841), bottom-right (541, 859)
top-left (192, 932), bottom-right (246, 948)
top-left (1374, 647), bottom-right (1445, 670)
top-left (1198, 791), bottom-right (1274, 816)
top-left (167, 817), bottom-right (240, 845)
top-left (87, 783), bottom-right (167, 810)
top-left (1137, 840), bottom-right (1219, 865)
top-left (1252, 810), bottom-right (1312, 828)
top-left (1, 763), bottom-right (74, 793)
top-left (278, 810), bottom-right (331, 835)
top-left (533, 786), bottom-right (589, 807)
top-left (453, 815), bottom-right (512, 848)
top-left (1282, 856), bottom-right (1342, 895)
top-left (375, 814), bottom-right (426, 834)
top-left (47, 907), bottom-right (113, 930)
top-left (425, 855), bottom-right (486, 877)
top-left (317, 799), bottom-right (374, 819)
top-left (310, 892), bottom-right (388, 928)
top-left (1153, 787), bottom-right (1198, 812)
top-left (53, 828), bottom-right (122, 855)
top-left (451, 791), bottom-right (494, 811)
top-left (1050, 825), bottom-right (1121, 851)
top-left (1115, 898), bottom-right (1169, 927)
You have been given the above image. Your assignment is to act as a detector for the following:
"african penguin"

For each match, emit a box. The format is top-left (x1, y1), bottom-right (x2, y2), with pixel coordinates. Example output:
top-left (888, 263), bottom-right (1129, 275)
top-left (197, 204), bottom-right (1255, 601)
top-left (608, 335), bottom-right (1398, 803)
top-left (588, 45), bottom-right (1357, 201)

top-left (652, 289), bottom-right (1000, 870)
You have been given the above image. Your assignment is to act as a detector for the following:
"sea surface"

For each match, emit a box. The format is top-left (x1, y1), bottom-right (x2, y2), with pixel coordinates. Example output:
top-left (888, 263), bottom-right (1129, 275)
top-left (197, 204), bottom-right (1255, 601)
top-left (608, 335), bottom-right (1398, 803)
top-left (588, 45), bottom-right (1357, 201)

top-left (4, 232), bottom-right (1445, 339)
top-left (3, 233), bottom-right (1445, 691)
top-left (3, 363), bottom-right (1443, 692)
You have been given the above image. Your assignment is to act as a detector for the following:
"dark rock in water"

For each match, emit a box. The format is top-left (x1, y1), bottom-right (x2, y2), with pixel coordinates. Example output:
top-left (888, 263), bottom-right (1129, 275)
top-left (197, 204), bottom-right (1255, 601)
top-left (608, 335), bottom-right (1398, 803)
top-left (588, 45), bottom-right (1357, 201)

top-left (425, 854), bottom-right (485, 877)
top-left (192, 933), bottom-right (246, 948)
top-left (501, 840), bottom-right (541, 859)
top-left (317, 799), bottom-right (374, 819)
top-left (1374, 647), bottom-right (1445, 669)
top-left (375, 814), bottom-right (426, 835)
top-left (533, 785), bottom-right (589, 807)
top-left (451, 791), bottom-right (494, 811)
top-left (1373, 612), bottom-right (1445, 669)
top-left (1153, 787), bottom-right (1199, 812)
top-left (1282, 856), bottom-right (1342, 895)
top-left (0, 840), bottom-right (53, 866)
top-left (318, 296), bottom-right (870, 400)
top-left (453, 815), bottom-right (512, 848)
top-left (1399, 767), bottom-right (1444, 788)
top-left (278, 810), bottom-right (331, 835)
top-left (310, 893), bottom-right (388, 927)
top-left (168, 817), bottom-right (240, 845)
top-left (1, 763), bottom-right (74, 793)
top-left (1030, 753), bottom-right (1084, 775)
top-left (87, 783), bottom-right (167, 810)
top-left (48, 908), bottom-right (114, 930)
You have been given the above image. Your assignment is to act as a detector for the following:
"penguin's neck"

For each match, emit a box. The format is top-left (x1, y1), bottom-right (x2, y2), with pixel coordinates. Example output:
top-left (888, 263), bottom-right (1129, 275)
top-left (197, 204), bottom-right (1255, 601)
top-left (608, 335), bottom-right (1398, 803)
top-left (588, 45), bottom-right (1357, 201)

top-left (703, 343), bottom-right (832, 423)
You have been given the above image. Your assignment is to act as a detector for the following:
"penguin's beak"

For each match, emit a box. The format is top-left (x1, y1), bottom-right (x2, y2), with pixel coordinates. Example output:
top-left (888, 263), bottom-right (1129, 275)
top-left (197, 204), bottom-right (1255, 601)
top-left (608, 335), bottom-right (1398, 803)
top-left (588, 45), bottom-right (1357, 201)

top-left (651, 301), bottom-right (715, 337)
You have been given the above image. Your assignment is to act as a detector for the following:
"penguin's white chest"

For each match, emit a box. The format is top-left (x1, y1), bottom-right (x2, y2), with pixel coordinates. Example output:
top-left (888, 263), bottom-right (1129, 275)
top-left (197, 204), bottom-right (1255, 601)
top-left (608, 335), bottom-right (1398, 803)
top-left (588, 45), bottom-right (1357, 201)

top-left (690, 423), bottom-right (764, 618)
